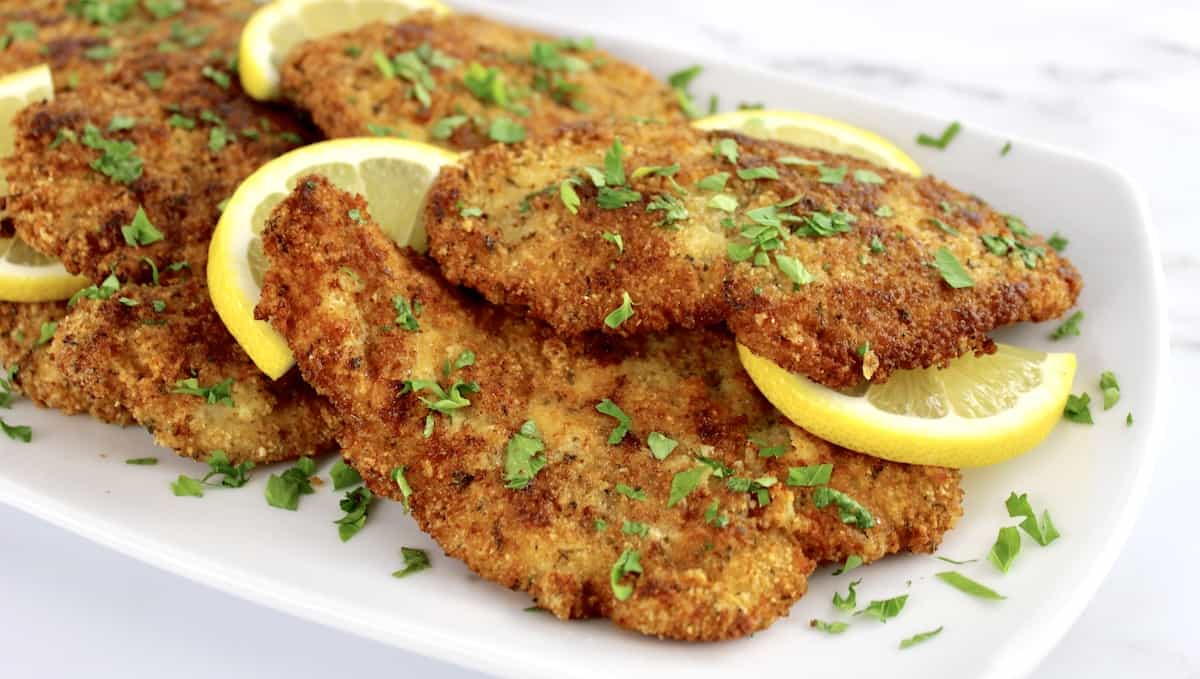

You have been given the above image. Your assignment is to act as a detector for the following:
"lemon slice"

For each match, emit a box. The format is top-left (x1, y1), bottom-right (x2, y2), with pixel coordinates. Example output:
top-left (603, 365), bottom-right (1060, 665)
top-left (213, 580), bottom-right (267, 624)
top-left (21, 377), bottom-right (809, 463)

top-left (239, 0), bottom-right (452, 101)
top-left (0, 64), bottom-right (89, 302)
top-left (739, 343), bottom-right (1076, 468)
top-left (692, 109), bottom-right (923, 177)
top-left (209, 137), bottom-right (458, 378)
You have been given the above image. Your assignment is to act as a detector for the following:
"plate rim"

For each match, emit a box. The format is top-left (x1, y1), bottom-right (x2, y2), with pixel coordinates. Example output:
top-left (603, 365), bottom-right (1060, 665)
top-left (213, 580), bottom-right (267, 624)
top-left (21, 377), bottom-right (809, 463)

top-left (0, 3), bottom-right (1169, 677)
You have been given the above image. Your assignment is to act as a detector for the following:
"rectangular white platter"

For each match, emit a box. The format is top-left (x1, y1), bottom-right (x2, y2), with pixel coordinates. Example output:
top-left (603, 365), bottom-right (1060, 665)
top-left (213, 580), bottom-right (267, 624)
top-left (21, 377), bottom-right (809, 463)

top-left (0, 2), bottom-right (1167, 679)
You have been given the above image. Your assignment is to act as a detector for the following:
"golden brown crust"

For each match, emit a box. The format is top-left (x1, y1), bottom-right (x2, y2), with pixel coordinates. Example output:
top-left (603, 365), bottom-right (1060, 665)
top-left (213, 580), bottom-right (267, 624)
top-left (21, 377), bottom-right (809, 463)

top-left (280, 13), bottom-right (684, 150)
top-left (258, 177), bottom-right (963, 640)
top-left (2, 3), bottom-right (313, 283)
top-left (51, 275), bottom-right (337, 464)
top-left (0, 299), bottom-right (131, 422)
top-left (426, 121), bottom-right (1082, 387)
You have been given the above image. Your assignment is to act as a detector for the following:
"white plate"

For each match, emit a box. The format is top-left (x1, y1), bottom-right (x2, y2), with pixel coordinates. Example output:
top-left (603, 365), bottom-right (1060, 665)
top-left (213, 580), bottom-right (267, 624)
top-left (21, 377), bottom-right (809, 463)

top-left (0, 3), bottom-right (1166, 679)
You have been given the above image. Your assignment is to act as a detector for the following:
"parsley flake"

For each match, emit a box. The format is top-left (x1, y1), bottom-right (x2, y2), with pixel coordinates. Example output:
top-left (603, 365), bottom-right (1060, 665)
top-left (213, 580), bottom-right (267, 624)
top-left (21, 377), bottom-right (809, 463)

top-left (737, 165), bottom-right (779, 181)
top-left (933, 247), bottom-right (974, 288)
top-left (647, 431), bottom-right (677, 460)
top-left (1063, 392), bottom-right (1093, 424)
top-left (265, 456), bottom-right (316, 511)
top-left (595, 398), bottom-right (631, 444)
top-left (0, 417), bottom-right (31, 443)
top-left (916, 121), bottom-right (962, 150)
top-left (172, 377), bottom-right (235, 406)
top-left (856, 594), bottom-right (908, 622)
top-left (430, 114), bottom-right (468, 140)
top-left (488, 116), bottom-right (526, 143)
top-left (813, 486), bottom-right (875, 528)
top-left (900, 626), bottom-right (944, 649)
top-left (601, 231), bottom-right (624, 253)
top-left (125, 457), bottom-right (158, 465)
top-left (622, 520), bottom-right (648, 537)
top-left (603, 291), bottom-right (635, 329)
top-left (391, 465), bottom-right (413, 511)
top-left (559, 179), bottom-right (581, 214)
top-left (811, 619), bottom-right (849, 634)
top-left (392, 295), bottom-right (421, 332)
top-left (615, 483), bottom-right (646, 501)
top-left (712, 138), bottom-right (738, 165)
top-left (704, 499), bottom-right (728, 528)
top-left (1050, 310), bottom-right (1083, 340)
top-left (610, 548), bottom-right (642, 601)
top-left (1100, 371), bottom-right (1120, 410)
top-left (696, 172), bottom-right (729, 192)
top-left (1047, 232), bottom-right (1068, 252)
top-left (68, 273), bottom-right (121, 307)
top-left (667, 466), bottom-right (705, 507)
top-left (1005, 492), bottom-right (1060, 546)
top-left (121, 206), bottom-right (164, 246)
top-left (786, 464), bottom-right (832, 487)
top-left (81, 123), bottom-right (142, 184)
top-left (817, 165), bottom-right (847, 184)
top-left (392, 546), bottom-right (431, 578)
top-left (833, 579), bottom-right (860, 611)
top-left (330, 459), bottom-right (362, 490)
top-left (988, 525), bottom-right (1021, 573)
top-left (854, 169), bottom-right (885, 185)
top-left (335, 486), bottom-right (373, 541)
top-left (936, 571), bottom-right (1005, 600)
top-left (503, 420), bottom-right (546, 490)
top-left (36, 321), bottom-right (57, 347)
top-left (201, 65), bottom-right (230, 88)
top-left (833, 554), bottom-right (863, 576)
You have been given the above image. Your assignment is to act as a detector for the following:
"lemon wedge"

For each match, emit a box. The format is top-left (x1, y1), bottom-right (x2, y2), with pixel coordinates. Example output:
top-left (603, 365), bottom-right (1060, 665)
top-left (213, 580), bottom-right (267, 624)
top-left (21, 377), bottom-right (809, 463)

top-left (0, 64), bottom-right (90, 302)
top-left (739, 343), bottom-right (1076, 468)
top-left (692, 109), bottom-right (923, 177)
top-left (697, 109), bottom-right (1075, 466)
top-left (239, 0), bottom-right (452, 101)
top-left (208, 137), bottom-right (458, 378)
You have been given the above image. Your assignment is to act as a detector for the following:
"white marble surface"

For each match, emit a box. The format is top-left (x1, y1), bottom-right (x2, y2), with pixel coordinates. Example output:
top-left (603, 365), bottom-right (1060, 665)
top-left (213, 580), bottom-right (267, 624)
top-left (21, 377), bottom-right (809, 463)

top-left (2, 1), bottom-right (1197, 677)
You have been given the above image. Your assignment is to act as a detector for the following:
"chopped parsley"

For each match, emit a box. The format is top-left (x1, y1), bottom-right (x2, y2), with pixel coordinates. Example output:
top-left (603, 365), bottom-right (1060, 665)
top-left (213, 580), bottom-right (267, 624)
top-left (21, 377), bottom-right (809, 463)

top-left (399, 356), bottom-right (479, 437)
top-left (503, 420), bottom-right (546, 490)
top-left (1047, 232), bottom-right (1068, 252)
top-left (392, 546), bottom-right (431, 578)
top-left (121, 206), bottom-right (164, 246)
top-left (935, 571), bottom-right (1005, 600)
top-left (930, 217), bottom-right (959, 236)
top-left (622, 520), bottom-right (648, 537)
top-left (609, 548), bottom-right (642, 601)
top-left (615, 483), bottom-right (646, 501)
top-left (392, 295), bottom-right (421, 331)
top-left (646, 193), bottom-right (688, 227)
top-left (596, 186), bottom-right (641, 209)
top-left (647, 432), bottom-right (677, 460)
top-left (603, 291), bottom-right (635, 329)
top-left (601, 231), bottom-right (624, 253)
top-left (596, 398), bottom-right (631, 443)
top-left (1005, 492), bottom-right (1060, 546)
top-left (391, 466), bottom-right (413, 510)
top-left (855, 594), bottom-right (908, 622)
top-left (462, 62), bottom-right (511, 106)
top-left (459, 204), bottom-right (482, 218)
top-left (704, 499), bottom-right (728, 527)
top-left (707, 194), bottom-right (737, 213)
top-left (559, 179), bottom-right (581, 214)
top-left (1100, 371), bottom-right (1120, 410)
top-left (875, 205), bottom-right (894, 218)
top-left (869, 236), bottom-right (886, 253)
top-left (0, 417), bottom-right (31, 443)
top-left (726, 475), bottom-right (776, 507)
top-left (171, 377), bottom-right (235, 406)
top-left (208, 126), bottom-right (232, 153)
top-left (68, 273), bottom-right (120, 307)
top-left (265, 456), bottom-right (316, 511)
top-left (329, 459), bottom-right (362, 490)
top-left (488, 116), bottom-right (526, 143)
top-left (142, 70), bottom-right (166, 90)
top-left (833, 579), bottom-right (860, 611)
top-left (1000, 141), bottom-right (1013, 156)
top-left (936, 555), bottom-right (978, 565)
top-left (594, 519), bottom-right (608, 531)
top-left (712, 138), bottom-right (738, 165)
top-left (125, 457), bottom-right (158, 465)
top-left (201, 65), bottom-right (230, 89)
top-left (775, 254), bottom-right (815, 289)
top-left (1127, 412), bottom-right (1134, 426)
top-left (900, 626), bottom-right (944, 649)
top-left (817, 165), bottom-right (847, 184)
top-left (335, 486), bottom-right (373, 541)
top-left (811, 619), bottom-right (849, 634)
top-left (813, 486), bottom-right (875, 528)
top-left (36, 321), bottom-right (57, 347)
top-left (1050, 310), bottom-right (1083, 340)
top-left (696, 172), bottom-right (729, 192)
top-left (666, 64), bottom-right (704, 118)
top-left (667, 466), bottom-right (705, 507)
top-left (168, 113), bottom-right (195, 129)
top-left (171, 449), bottom-right (253, 497)
top-left (430, 114), bottom-right (468, 140)
top-left (933, 247), bottom-right (974, 288)
top-left (81, 124), bottom-right (142, 184)
top-left (144, 0), bottom-right (185, 19)
top-left (988, 525), bottom-right (1021, 573)
top-left (603, 137), bottom-right (627, 185)
top-left (786, 464), bottom-right (833, 487)
top-left (1063, 392), bottom-right (1093, 424)
top-left (854, 169), bottom-right (885, 185)
top-left (737, 165), bottom-right (779, 181)
top-left (795, 209), bottom-right (855, 237)
top-left (833, 554), bottom-right (863, 576)
top-left (916, 121), bottom-right (962, 150)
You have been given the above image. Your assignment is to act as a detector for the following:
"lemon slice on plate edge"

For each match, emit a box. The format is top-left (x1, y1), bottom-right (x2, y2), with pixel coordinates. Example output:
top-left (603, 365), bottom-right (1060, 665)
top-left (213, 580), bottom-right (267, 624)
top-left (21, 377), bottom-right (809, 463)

top-left (238, 0), bottom-right (452, 101)
top-left (208, 137), bottom-right (458, 379)
top-left (739, 343), bottom-right (1077, 468)
top-left (0, 64), bottom-right (90, 302)
top-left (694, 108), bottom-right (1077, 467)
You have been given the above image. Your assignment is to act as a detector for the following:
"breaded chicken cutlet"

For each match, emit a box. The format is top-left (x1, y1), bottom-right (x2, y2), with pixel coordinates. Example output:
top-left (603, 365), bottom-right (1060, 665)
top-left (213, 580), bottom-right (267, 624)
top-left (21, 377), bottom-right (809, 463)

top-left (256, 177), bottom-right (963, 640)
top-left (279, 12), bottom-right (684, 150)
top-left (0, 1), bottom-right (260, 86)
top-left (2, 0), bottom-right (312, 284)
top-left (426, 121), bottom-right (1083, 388)
top-left (0, 299), bottom-right (131, 423)
top-left (50, 275), bottom-right (337, 465)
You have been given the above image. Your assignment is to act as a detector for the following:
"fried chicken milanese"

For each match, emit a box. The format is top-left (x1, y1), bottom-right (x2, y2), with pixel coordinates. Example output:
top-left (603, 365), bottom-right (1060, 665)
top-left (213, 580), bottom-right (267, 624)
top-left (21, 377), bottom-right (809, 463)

top-left (257, 177), bottom-right (963, 640)
top-left (46, 274), bottom-right (337, 465)
top-left (280, 12), bottom-right (684, 150)
top-left (3, 3), bottom-right (312, 284)
top-left (426, 121), bottom-right (1082, 388)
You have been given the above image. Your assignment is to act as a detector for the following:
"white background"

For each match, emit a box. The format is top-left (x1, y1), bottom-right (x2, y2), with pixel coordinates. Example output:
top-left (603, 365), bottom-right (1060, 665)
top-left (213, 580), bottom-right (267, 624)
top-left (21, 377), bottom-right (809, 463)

top-left (2, 1), bottom-right (1197, 676)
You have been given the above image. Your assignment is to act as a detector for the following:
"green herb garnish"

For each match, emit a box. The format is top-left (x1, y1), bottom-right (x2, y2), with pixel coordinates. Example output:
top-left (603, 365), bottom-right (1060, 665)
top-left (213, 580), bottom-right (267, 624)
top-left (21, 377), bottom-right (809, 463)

top-left (503, 420), bottom-right (546, 490)
top-left (988, 525), bottom-right (1021, 573)
top-left (392, 546), bottom-right (431, 578)
top-left (855, 594), bottom-right (908, 622)
top-left (900, 626), bottom-right (944, 649)
top-left (1063, 392), bottom-right (1093, 424)
top-left (603, 291), bottom-right (635, 329)
top-left (916, 121), bottom-right (962, 150)
top-left (1050, 310), bottom-right (1083, 340)
top-left (265, 456), bottom-right (316, 511)
top-left (610, 548), bottom-right (642, 601)
top-left (121, 206), bottom-right (164, 246)
top-left (667, 466), bottom-right (705, 507)
top-left (335, 486), bottom-right (373, 541)
top-left (596, 398), bottom-right (631, 443)
top-left (1005, 492), bottom-right (1060, 546)
top-left (933, 247), bottom-right (974, 288)
top-left (330, 459), bottom-right (362, 490)
top-left (171, 377), bottom-right (235, 406)
top-left (935, 571), bottom-right (1005, 600)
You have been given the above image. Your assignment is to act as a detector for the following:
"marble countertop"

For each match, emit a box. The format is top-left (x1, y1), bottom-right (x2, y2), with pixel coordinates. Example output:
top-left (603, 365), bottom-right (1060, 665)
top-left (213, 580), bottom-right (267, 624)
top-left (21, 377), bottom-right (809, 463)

top-left (2, 1), bottom-right (1196, 677)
